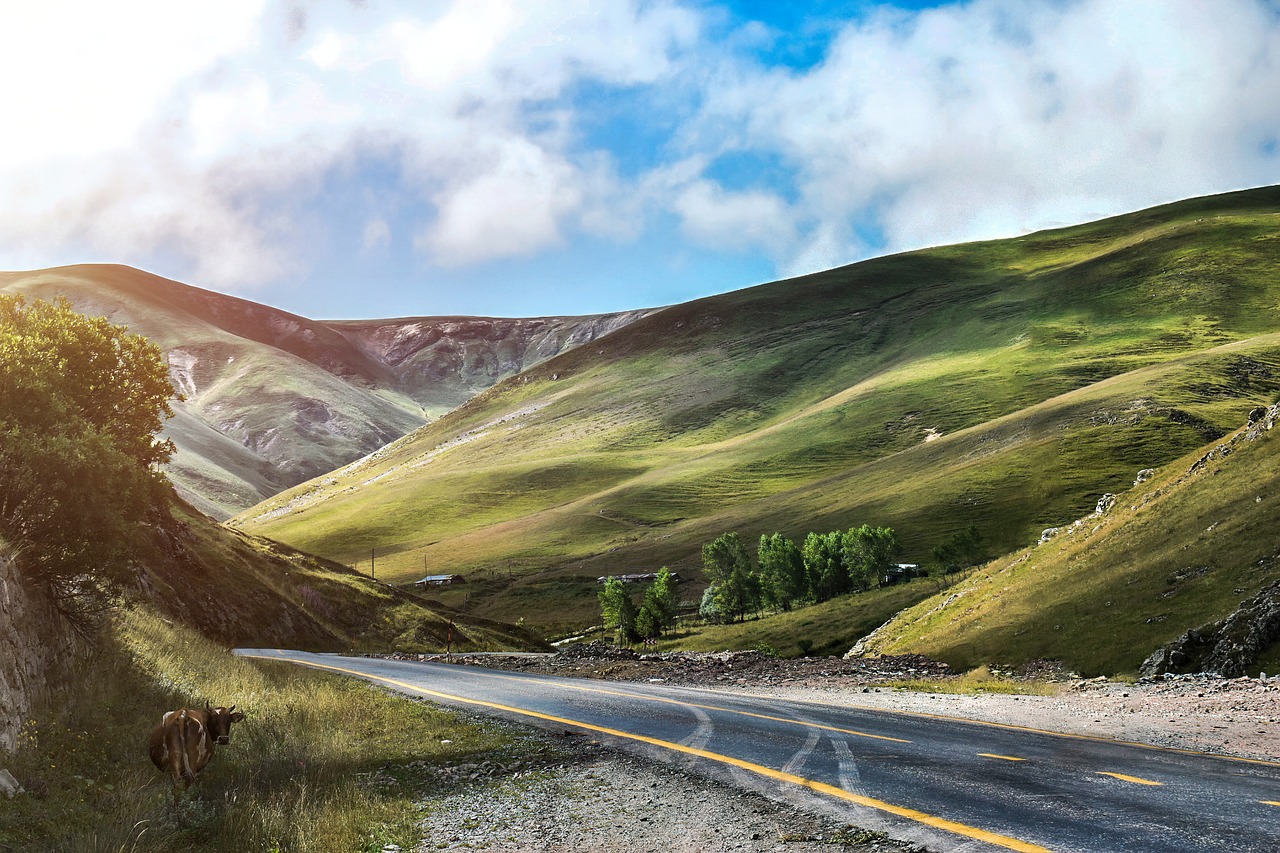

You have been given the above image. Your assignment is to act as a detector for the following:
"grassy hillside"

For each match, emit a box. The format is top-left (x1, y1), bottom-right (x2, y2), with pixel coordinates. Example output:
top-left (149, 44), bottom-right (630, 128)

top-left (136, 493), bottom-right (549, 653)
top-left (236, 187), bottom-right (1280, 636)
top-left (0, 265), bottom-right (646, 518)
top-left (855, 404), bottom-right (1280, 676)
top-left (0, 607), bottom-right (540, 852)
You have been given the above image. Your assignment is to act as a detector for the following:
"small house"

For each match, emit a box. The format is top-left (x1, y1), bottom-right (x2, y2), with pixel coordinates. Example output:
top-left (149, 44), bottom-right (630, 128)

top-left (415, 574), bottom-right (466, 587)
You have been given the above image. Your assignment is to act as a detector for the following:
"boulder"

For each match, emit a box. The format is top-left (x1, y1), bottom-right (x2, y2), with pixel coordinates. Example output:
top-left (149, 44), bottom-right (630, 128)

top-left (1141, 575), bottom-right (1280, 678)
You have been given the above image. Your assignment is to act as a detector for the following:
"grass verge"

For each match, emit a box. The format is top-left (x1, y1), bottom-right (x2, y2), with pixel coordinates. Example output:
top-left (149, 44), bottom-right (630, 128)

top-left (0, 607), bottom-right (538, 852)
top-left (883, 665), bottom-right (1062, 696)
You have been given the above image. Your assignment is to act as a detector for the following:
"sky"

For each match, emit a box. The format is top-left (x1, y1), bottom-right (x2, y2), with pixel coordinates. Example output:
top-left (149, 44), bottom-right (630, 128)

top-left (1, 0), bottom-right (1279, 320)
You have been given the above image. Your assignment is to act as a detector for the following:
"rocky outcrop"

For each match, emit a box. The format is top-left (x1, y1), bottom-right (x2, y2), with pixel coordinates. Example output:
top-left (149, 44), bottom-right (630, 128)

top-left (0, 551), bottom-right (79, 754)
top-left (1140, 572), bottom-right (1280, 678)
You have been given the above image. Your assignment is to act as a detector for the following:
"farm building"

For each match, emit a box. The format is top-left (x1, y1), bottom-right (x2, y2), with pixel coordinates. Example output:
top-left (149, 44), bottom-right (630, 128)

top-left (414, 574), bottom-right (466, 587)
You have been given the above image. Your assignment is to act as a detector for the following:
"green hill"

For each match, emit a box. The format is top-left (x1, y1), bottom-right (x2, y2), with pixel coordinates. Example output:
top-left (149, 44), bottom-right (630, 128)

top-left (0, 265), bottom-right (647, 518)
top-left (136, 494), bottom-right (550, 653)
top-left (853, 402), bottom-right (1280, 676)
top-left (234, 186), bottom-right (1280, 636)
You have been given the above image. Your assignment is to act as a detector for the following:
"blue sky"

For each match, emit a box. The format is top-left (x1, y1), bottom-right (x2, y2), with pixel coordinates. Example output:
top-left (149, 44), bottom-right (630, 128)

top-left (2, 0), bottom-right (1279, 319)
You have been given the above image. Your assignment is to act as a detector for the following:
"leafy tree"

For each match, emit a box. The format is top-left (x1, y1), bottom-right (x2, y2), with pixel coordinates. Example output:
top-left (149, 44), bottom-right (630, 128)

top-left (638, 566), bottom-right (680, 638)
top-left (634, 603), bottom-right (659, 641)
top-left (699, 584), bottom-right (722, 623)
top-left (802, 530), bottom-right (849, 602)
top-left (597, 576), bottom-right (637, 643)
top-left (757, 533), bottom-right (806, 611)
top-left (0, 296), bottom-right (175, 622)
top-left (931, 524), bottom-right (986, 575)
top-left (843, 525), bottom-right (902, 590)
top-left (701, 532), bottom-right (758, 623)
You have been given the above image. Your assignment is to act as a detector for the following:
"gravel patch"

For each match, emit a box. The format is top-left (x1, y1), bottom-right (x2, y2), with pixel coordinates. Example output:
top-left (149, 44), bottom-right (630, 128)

top-left (413, 728), bottom-right (923, 852)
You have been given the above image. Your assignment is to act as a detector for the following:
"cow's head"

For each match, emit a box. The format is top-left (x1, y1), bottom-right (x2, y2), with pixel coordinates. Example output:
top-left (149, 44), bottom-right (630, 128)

top-left (205, 704), bottom-right (245, 746)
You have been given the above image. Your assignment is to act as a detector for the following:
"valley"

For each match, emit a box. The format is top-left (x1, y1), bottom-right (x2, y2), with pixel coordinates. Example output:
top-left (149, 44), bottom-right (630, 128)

top-left (233, 186), bottom-right (1280, 661)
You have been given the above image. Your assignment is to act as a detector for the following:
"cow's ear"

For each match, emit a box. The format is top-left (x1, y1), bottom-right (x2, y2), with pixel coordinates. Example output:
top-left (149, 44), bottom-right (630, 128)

top-left (230, 711), bottom-right (245, 723)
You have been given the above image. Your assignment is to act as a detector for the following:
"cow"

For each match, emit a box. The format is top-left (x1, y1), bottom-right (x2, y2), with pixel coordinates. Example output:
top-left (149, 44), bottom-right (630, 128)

top-left (148, 703), bottom-right (245, 803)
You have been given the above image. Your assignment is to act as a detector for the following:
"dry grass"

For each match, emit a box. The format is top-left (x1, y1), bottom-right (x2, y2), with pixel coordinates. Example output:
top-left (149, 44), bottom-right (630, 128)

top-left (0, 606), bottom-right (526, 852)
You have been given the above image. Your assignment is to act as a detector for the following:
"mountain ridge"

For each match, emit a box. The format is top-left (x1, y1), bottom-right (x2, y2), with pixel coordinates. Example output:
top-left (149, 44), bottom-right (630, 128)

top-left (0, 264), bottom-right (653, 518)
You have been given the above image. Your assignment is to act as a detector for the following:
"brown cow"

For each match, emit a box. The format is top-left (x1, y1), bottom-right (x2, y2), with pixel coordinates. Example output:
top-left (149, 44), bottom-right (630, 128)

top-left (148, 703), bottom-right (245, 803)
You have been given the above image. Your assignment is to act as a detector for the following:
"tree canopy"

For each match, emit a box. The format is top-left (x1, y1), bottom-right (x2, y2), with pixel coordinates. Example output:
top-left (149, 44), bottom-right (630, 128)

top-left (0, 296), bottom-right (175, 614)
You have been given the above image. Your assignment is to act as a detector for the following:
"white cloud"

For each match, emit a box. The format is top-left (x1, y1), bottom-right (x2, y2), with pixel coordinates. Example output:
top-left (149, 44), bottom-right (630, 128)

top-left (418, 138), bottom-right (583, 265)
top-left (361, 217), bottom-right (392, 253)
top-left (1, 0), bottom-right (1278, 303)
top-left (0, 0), bottom-right (700, 288)
top-left (673, 179), bottom-right (796, 253)
top-left (694, 0), bottom-right (1280, 275)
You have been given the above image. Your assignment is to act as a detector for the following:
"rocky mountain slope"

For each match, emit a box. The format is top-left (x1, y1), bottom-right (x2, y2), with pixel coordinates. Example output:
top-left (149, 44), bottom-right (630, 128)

top-left (0, 265), bottom-right (649, 519)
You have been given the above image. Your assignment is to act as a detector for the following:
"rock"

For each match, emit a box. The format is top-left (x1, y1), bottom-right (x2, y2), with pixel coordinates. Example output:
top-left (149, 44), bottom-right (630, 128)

top-left (1140, 576), bottom-right (1280, 678)
top-left (1134, 468), bottom-right (1157, 485)
top-left (1039, 527), bottom-right (1060, 543)
top-left (1093, 493), bottom-right (1117, 516)
top-left (0, 769), bottom-right (23, 798)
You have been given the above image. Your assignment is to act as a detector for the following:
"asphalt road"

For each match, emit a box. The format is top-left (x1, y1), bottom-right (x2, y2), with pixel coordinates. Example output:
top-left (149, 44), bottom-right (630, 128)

top-left (237, 650), bottom-right (1280, 853)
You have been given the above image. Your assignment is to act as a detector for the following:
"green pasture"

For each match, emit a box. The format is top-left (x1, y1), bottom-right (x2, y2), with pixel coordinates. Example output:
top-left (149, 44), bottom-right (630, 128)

top-left (859, 405), bottom-right (1280, 675)
top-left (236, 187), bottom-right (1280, 638)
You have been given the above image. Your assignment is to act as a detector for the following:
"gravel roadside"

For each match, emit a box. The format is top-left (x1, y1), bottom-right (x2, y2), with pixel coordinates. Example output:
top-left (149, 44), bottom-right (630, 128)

top-left (412, 719), bottom-right (925, 852)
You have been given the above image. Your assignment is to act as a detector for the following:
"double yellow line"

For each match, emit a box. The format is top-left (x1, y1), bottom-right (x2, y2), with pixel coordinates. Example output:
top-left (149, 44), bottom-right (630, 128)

top-left (246, 652), bottom-right (1049, 852)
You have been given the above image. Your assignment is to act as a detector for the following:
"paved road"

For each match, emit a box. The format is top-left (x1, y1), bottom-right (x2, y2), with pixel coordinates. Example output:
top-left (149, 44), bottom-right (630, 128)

top-left (237, 650), bottom-right (1280, 853)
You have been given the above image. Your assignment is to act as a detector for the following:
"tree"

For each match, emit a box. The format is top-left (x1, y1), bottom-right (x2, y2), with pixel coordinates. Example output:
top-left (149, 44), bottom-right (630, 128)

top-left (0, 296), bottom-right (175, 622)
top-left (802, 530), bottom-right (849, 602)
top-left (699, 584), bottom-right (722, 623)
top-left (843, 525), bottom-right (902, 590)
top-left (757, 533), bottom-right (806, 611)
top-left (931, 524), bottom-right (986, 575)
top-left (702, 532), bottom-right (759, 623)
top-left (598, 577), bottom-right (637, 643)
top-left (638, 566), bottom-right (680, 638)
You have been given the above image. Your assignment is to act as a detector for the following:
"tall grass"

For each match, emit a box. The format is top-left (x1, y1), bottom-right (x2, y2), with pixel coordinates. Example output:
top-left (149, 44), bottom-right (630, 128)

top-left (0, 607), bottom-right (519, 852)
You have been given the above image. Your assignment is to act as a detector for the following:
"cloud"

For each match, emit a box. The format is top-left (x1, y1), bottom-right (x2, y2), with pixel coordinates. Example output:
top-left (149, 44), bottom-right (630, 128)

top-left (692, 0), bottom-right (1280, 275)
top-left (361, 217), bottom-right (392, 253)
top-left (0, 0), bottom-right (1278, 308)
top-left (673, 179), bottom-right (796, 254)
top-left (0, 0), bottom-right (701, 288)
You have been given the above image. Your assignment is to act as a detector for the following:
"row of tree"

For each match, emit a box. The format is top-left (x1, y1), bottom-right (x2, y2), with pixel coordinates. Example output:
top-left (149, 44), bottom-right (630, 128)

top-left (699, 523), bottom-right (986, 624)
top-left (699, 526), bottom-right (902, 623)
top-left (597, 521), bottom-right (989, 640)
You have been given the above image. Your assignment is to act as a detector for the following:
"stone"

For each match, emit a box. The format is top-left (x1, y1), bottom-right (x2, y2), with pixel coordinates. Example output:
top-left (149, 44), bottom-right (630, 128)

top-left (0, 769), bottom-right (23, 798)
top-left (1140, 576), bottom-right (1280, 678)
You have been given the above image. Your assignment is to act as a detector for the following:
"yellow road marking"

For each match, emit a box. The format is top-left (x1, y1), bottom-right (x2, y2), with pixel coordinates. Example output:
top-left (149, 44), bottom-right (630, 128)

top-left (471, 667), bottom-right (911, 744)
top-left (1261, 801), bottom-right (1280, 807)
top-left (247, 652), bottom-right (1049, 853)
top-left (979, 753), bottom-right (1028, 762)
top-left (1097, 772), bottom-right (1163, 786)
